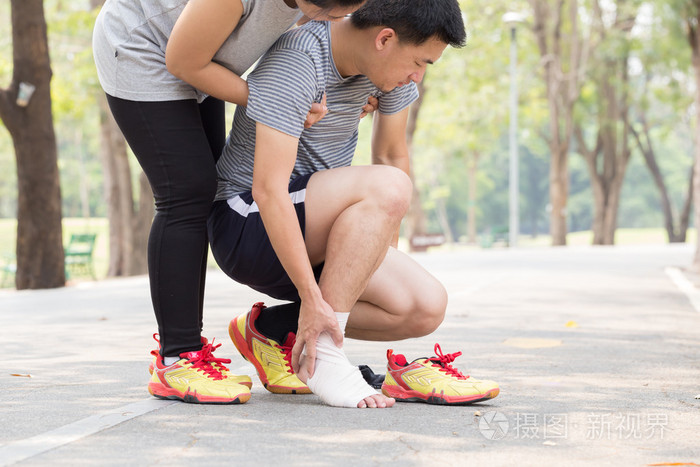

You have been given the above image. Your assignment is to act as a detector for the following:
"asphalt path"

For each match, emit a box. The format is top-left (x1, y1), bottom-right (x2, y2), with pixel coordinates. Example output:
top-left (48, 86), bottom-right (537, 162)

top-left (1, 244), bottom-right (698, 466)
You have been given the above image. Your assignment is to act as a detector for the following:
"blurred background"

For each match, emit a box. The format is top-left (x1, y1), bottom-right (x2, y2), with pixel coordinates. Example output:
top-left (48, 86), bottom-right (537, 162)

top-left (1, 0), bottom-right (699, 289)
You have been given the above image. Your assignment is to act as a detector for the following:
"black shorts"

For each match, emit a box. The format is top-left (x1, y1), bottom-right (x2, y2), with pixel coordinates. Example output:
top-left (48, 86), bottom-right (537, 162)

top-left (207, 174), bottom-right (323, 301)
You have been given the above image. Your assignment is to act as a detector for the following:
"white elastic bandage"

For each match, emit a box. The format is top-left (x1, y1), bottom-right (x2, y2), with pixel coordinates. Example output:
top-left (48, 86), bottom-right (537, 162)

top-left (303, 313), bottom-right (378, 408)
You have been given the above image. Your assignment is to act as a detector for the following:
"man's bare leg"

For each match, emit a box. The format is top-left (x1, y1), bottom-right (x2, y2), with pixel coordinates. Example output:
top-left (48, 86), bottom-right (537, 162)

top-left (298, 165), bottom-right (411, 408)
top-left (345, 247), bottom-right (448, 341)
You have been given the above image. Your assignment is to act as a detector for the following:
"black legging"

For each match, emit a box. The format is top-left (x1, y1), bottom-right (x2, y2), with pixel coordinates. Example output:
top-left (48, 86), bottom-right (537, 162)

top-left (106, 95), bottom-right (225, 357)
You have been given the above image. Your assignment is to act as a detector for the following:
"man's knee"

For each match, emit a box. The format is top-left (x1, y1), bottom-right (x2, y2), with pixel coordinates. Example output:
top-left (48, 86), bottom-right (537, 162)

top-left (405, 282), bottom-right (448, 337)
top-left (367, 167), bottom-right (412, 220)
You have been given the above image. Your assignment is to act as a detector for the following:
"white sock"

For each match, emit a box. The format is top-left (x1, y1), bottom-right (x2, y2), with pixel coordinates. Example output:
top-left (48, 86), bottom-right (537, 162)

top-left (303, 312), bottom-right (378, 408)
top-left (163, 356), bottom-right (180, 366)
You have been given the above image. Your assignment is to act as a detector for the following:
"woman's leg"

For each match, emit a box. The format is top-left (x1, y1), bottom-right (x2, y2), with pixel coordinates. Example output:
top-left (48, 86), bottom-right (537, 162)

top-left (196, 97), bottom-right (225, 332)
top-left (106, 95), bottom-right (219, 357)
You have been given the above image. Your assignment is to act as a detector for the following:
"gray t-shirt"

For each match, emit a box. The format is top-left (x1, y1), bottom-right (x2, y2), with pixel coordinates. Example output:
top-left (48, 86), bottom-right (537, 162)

top-left (92, 0), bottom-right (302, 102)
top-left (215, 21), bottom-right (419, 200)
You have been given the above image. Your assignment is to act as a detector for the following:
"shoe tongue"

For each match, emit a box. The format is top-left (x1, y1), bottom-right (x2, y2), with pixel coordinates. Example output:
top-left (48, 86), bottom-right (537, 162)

top-left (393, 353), bottom-right (409, 366)
top-left (281, 332), bottom-right (296, 347)
top-left (181, 350), bottom-right (202, 361)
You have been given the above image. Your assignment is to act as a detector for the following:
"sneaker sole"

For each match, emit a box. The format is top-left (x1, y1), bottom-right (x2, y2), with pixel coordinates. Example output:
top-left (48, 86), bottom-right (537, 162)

top-left (148, 382), bottom-right (251, 404)
top-left (149, 358), bottom-right (253, 389)
top-left (381, 384), bottom-right (499, 405)
top-left (228, 318), bottom-right (311, 395)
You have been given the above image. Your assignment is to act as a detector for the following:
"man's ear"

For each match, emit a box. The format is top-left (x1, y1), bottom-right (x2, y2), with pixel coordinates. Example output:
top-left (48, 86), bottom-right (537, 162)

top-left (375, 27), bottom-right (397, 51)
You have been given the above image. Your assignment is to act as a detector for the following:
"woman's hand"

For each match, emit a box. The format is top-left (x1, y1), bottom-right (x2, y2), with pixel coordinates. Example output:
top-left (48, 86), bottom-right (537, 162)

top-left (359, 95), bottom-right (378, 119)
top-left (304, 93), bottom-right (328, 128)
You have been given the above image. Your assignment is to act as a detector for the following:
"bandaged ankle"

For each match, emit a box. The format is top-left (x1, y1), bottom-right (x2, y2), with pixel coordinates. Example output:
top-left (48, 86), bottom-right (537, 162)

top-left (304, 313), bottom-right (377, 408)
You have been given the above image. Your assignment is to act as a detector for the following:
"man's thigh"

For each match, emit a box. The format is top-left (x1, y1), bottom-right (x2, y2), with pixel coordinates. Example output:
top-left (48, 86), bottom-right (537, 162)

top-left (304, 165), bottom-right (409, 264)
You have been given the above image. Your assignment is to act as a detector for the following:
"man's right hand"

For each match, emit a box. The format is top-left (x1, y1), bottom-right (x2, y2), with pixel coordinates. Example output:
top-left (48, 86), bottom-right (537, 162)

top-left (292, 294), bottom-right (344, 382)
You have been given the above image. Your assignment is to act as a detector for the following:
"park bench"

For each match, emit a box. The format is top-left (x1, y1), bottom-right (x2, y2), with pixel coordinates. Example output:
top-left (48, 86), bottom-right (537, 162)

top-left (64, 233), bottom-right (97, 279)
top-left (2, 233), bottom-right (98, 287)
top-left (410, 233), bottom-right (446, 252)
top-left (0, 254), bottom-right (17, 288)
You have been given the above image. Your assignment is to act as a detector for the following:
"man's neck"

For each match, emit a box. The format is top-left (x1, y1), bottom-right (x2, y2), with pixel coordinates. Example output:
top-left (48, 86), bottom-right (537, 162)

top-left (330, 19), bottom-right (364, 78)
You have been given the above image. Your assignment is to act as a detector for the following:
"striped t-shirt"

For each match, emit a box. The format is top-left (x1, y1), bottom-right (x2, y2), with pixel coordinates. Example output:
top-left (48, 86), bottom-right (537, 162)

top-left (215, 20), bottom-right (419, 200)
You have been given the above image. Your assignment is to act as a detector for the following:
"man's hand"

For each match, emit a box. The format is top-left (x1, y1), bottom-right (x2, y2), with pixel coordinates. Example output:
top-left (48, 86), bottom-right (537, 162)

top-left (304, 93), bottom-right (328, 128)
top-left (292, 295), bottom-right (344, 381)
top-left (359, 95), bottom-right (378, 119)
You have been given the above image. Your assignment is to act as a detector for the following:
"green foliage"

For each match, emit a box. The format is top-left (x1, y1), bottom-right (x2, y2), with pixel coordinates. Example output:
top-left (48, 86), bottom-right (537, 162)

top-left (0, 0), bottom-right (697, 247)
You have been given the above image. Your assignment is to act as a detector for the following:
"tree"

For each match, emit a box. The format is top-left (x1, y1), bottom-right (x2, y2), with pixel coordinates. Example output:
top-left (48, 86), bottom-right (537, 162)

top-left (574, 0), bottom-right (639, 245)
top-left (528, 0), bottom-right (590, 245)
top-left (683, 0), bottom-right (700, 269)
top-left (91, 0), bottom-right (153, 276)
top-left (0, 0), bottom-right (64, 289)
top-left (403, 79), bottom-right (432, 250)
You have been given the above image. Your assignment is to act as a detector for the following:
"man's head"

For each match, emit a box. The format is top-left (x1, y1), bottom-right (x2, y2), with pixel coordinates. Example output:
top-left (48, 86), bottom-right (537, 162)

top-left (349, 0), bottom-right (466, 92)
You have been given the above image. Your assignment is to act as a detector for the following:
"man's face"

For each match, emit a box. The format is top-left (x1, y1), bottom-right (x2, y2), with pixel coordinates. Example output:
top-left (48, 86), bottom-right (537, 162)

top-left (368, 35), bottom-right (448, 93)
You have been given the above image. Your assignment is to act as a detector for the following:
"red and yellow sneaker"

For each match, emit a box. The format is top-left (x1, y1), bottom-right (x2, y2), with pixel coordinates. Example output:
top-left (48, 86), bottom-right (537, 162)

top-left (229, 302), bottom-right (311, 394)
top-left (148, 334), bottom-right (252, 388)
top-left (148, 340), bottom-right (252, 404)
top-left (381, 344), bottom-right (500, 405)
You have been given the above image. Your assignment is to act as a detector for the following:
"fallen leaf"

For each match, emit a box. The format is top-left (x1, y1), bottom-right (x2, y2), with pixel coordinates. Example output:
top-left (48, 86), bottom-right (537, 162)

top-left (565, 321), bottom-right (579, 328)
top-left (10, 373), bottom-right (32, 378)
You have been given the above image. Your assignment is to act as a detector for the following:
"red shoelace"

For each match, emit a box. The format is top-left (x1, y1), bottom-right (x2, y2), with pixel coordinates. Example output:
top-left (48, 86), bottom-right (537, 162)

top-left (429, 343), bottom-right (468, 380)
top-left (276, 334), bottom-right (296, 375)
top-left (182, 340), bottom-right (231, 381)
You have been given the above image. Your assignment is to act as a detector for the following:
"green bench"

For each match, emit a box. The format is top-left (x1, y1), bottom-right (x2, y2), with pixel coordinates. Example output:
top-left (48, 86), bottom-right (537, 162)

top-left (64, 233), bottom-right (97, 279)
top-left (0, 233), bottom-right (97, 287)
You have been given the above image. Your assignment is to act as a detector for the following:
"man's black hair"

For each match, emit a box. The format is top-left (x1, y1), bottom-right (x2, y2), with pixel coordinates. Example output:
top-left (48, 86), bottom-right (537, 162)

top-left (309, 0), bottom-right (366, 8)
top-left (350, 0), bottom-right (466, 47)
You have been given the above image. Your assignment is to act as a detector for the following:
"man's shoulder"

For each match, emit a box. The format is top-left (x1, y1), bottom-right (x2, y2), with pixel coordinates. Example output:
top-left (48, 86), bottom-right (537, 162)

top-left (269, 21), bottom-right (329, 57)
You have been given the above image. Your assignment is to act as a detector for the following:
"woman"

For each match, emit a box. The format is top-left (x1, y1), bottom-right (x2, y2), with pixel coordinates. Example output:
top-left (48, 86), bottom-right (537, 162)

top-left (92, 0), bottom-right (366, 404)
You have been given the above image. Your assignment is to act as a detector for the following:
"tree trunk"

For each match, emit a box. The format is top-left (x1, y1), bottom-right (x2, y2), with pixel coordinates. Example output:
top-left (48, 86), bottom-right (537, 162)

top-left (576, 2), bottom-right (635, 246)
top-left (97, 94), bottom-right (153, 276)
top-left (93, 0), bottom-right (153, 277)
top-left (689, 5), bottom-right (700, 269)
top-left (466, 154), bottom-right (478, 243)
top-left (405, 79), bottom-right (429, 250)
top-left (679, 168), bottom-right (693, 243)
top-left (630, 120), bottom-right (684, 243)
top-left (0, 0), bottom-right (64, 289)
top-left (530, 0), bottom-right (587, 246)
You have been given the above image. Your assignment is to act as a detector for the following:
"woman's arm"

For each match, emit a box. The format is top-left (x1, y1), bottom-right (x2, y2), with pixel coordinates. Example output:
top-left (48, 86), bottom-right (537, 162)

top-left (166, 0), bottom-right (250, 106)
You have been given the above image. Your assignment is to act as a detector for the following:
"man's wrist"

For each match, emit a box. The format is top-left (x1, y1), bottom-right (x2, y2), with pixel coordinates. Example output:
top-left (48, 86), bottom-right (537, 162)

top-left (298, 284), bottom-right (323, 305)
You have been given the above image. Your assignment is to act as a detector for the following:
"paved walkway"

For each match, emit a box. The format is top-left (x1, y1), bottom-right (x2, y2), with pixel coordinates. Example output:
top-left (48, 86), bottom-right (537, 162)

top-left (1, 244), bottom-right (699, 466)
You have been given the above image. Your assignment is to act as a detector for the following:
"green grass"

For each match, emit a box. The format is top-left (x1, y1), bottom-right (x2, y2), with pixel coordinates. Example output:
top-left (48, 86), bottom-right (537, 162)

top-left (0, 218), bottom-right (109, 284)
top-left (0, 218), bottom-right (696, 288)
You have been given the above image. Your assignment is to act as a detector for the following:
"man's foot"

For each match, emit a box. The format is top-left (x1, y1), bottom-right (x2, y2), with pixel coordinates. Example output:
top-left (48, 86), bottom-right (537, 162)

top-left (148, 340), bottom-right (252, 404)
top-left (229, 302), bottom-right (311, 394)
top-left (148, 334), bottom-right (252, 388)
top-left (300, 331), bottom-right (394, 408)
top-left (381, 343), bottom-right (500, 405)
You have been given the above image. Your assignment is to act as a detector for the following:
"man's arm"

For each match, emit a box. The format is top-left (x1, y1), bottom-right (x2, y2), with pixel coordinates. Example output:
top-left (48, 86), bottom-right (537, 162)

top-left (370, 108), bottom-right (411, 246)
top-left (252, 123), bottom-right (343, 379)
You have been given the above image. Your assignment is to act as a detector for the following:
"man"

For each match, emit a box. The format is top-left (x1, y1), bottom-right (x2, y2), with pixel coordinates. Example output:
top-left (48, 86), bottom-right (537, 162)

top-left (209, 0), bottom-right (498, 408)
